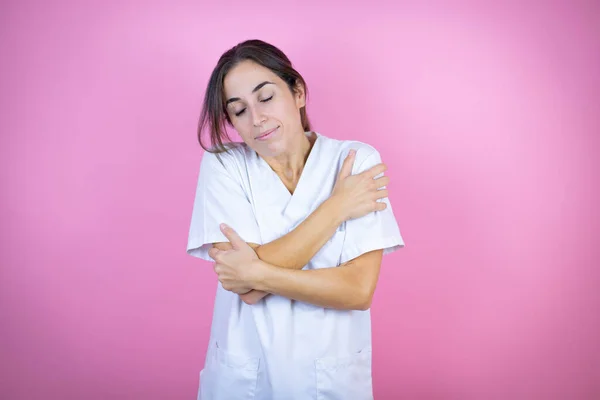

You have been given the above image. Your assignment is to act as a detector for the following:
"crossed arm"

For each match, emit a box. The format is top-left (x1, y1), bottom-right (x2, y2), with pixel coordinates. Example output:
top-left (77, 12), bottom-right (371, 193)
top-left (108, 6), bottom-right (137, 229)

top-left (212, 196), bottom-right (383, 310)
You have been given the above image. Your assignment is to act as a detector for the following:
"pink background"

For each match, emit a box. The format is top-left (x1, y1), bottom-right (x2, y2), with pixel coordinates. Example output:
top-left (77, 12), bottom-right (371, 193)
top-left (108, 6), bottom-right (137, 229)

top-left (1, 1), bottom-right (598, 399)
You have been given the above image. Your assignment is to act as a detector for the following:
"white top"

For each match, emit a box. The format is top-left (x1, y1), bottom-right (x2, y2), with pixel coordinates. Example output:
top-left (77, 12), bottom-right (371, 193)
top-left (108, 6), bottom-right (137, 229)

top-left (187, 131), bottom-right (405, 400)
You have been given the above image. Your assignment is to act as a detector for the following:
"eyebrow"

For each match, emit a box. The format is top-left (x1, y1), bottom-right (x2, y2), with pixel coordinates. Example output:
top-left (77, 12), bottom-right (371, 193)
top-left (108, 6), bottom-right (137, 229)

top-left (225, 81), bottom-right (274, 106)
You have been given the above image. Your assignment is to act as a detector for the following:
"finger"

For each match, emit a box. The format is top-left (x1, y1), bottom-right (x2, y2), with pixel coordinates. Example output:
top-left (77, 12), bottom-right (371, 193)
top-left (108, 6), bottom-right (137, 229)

top-left (220, 223), bottom-right (246, 250)
top-left (338, 149), bottom-right (356, 179)
top-left (208, 247), bottom-right (221, 261)
top-left (374, 189), bottom-right (389, 200)
top-left (232, 287), bottom-right (251, 295)
top-left (374, 175), bottom-right (390, 189)
top-left (361, 163), bottom-right (387, 179)
top-left (374, 201), bottom-right (388, 212)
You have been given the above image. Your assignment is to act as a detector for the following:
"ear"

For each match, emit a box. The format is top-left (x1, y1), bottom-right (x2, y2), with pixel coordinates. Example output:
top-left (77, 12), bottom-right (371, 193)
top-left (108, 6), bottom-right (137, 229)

top-left (294, 81), bottom-right (306, 109)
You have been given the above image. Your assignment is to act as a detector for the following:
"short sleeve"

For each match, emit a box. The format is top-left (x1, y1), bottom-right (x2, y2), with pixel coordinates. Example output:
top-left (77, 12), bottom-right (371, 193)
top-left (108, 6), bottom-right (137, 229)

top-left (339, 149), bottom-right (405, 264)
top-left (186, 150), bottom-right (262, 261)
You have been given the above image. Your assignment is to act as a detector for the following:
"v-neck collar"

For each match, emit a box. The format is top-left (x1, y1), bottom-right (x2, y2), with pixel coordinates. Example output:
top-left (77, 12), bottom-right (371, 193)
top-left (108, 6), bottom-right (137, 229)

top-left (258, 131), bottom-right (322, 219)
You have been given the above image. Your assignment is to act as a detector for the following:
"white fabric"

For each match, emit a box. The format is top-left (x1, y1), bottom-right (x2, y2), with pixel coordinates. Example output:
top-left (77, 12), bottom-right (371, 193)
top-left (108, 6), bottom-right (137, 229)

top-left (187, 131), bottom-right (404, 400)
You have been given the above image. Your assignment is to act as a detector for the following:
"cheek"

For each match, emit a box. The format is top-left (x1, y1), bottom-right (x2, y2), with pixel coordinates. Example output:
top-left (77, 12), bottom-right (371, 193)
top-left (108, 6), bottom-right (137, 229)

top-left (229, 115), bottom-right (252, 136)
top-left (282, 95), bottom-right (303, 116)
top-left (271, 99), bottom-right (297, 122)
top-left (235, 128), bottom-right (254, 142)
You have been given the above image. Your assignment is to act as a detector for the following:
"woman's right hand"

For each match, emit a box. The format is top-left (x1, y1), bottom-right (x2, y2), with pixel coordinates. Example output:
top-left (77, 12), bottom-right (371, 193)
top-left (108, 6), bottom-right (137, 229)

top-left (329, 149), bottom-right (390, 222)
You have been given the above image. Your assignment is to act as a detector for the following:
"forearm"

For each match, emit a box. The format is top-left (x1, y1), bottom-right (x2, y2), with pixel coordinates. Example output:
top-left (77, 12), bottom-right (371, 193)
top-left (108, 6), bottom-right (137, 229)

top-left (226, 196), bottom-right (346, 305)
top-left (255, 196), bottom-right (344, 270)
top-left (251, 260), bottom-right (370, 311)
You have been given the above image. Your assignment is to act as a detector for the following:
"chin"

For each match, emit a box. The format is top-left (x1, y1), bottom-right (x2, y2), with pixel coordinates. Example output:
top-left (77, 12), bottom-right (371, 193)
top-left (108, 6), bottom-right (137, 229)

top-left (261, 142), bottom-right (284, 157)
top-left (257, 132), bottom-right (285, 149)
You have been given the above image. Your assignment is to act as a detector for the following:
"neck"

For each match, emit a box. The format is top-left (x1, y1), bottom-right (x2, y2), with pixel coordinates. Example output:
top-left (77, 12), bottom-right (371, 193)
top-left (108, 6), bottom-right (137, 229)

top-left (265, 131), bottom-right (316, 182)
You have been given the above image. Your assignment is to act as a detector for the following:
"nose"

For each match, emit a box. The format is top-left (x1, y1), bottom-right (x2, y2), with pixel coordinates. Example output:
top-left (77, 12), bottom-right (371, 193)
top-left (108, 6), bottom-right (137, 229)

top-left (250, 106), bottom-right (266, 127)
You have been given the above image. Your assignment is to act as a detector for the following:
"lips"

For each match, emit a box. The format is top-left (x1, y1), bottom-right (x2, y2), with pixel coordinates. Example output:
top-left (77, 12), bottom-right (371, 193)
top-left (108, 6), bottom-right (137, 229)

top-left (255, 126), bottom-right (278, 140)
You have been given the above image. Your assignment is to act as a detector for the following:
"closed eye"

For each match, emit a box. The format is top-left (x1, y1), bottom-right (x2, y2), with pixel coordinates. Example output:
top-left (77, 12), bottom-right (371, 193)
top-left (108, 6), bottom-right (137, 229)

top-left (234, 96), bottom-right (273, 117)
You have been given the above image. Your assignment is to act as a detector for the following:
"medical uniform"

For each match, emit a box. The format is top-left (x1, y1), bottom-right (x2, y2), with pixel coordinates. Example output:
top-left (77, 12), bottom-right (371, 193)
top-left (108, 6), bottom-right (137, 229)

top-left (187, 131), bottom-right (404, 400)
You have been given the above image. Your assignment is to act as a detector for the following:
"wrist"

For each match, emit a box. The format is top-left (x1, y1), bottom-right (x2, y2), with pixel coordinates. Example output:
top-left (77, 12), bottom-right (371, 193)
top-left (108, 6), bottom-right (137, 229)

top-left (249, 259), bottom-right (270, 291)
top-left (324, 195), bottom-right (347, 226)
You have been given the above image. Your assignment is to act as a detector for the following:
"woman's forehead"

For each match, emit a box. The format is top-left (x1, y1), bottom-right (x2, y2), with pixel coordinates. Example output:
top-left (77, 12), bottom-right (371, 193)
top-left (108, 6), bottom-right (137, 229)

top-left (224, 61), bottom-right (280, 96)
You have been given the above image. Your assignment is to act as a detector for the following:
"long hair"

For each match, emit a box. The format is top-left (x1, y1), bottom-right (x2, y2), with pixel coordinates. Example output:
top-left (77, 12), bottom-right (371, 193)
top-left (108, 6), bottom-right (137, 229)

top-left (197, 39), bottom-right (311, 153)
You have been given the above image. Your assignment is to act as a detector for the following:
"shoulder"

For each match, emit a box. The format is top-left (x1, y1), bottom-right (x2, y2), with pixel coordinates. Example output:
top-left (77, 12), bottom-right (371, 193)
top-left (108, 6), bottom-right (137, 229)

top-left (317, 132), bottom-right (381, 170)
top-left (200, 141), bottom-right (252, 175)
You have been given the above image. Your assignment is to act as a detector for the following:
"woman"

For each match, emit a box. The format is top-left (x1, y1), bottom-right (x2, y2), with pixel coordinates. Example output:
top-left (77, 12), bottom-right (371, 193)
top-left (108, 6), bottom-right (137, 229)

top-left (186, 39), bottom-right (405, 400)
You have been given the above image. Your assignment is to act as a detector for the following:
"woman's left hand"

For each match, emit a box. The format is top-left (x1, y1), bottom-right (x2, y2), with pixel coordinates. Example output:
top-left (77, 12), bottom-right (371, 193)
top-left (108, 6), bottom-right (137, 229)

top-left (208, 224), bottom-right (262, 295)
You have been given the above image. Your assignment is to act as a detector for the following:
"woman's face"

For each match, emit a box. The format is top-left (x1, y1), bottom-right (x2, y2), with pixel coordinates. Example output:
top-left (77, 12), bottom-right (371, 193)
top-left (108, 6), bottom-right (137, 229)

top-left (223, 60), bottom-right (306, 157)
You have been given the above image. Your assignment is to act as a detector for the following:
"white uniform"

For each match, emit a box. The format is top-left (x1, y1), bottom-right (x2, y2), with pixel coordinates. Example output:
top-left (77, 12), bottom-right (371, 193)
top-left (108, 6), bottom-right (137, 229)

top-left (187, 131), bottom-right (405, 400)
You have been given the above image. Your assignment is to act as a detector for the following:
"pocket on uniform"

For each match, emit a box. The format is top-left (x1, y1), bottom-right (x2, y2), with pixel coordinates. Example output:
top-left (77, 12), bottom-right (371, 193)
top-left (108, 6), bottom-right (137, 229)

top-left (198, 342), bottom-right (260, 400)
top-left (315, 346), bottom-right (373, 400)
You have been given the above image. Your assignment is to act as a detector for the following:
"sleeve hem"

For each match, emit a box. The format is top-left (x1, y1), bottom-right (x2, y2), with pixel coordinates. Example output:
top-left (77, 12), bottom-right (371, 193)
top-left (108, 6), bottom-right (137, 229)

top-left (186, 234), bottom-right (263, 262)
top-left (339, 236), bottom-right (405, 265)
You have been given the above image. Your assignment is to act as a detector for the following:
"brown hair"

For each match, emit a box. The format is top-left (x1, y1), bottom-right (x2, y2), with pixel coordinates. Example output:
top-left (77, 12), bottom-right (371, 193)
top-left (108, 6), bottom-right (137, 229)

top-left (197, 39), bottom-right (312, 153)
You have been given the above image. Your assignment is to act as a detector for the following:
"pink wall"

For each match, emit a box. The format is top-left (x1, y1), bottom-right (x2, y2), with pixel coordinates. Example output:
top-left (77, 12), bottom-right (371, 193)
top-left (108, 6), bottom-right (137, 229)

top-left (1, 1), bottom-right (598, 399)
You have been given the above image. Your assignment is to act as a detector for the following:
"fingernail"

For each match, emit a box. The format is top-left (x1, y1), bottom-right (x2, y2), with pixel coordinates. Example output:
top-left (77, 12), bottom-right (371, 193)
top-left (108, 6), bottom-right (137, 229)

top-left (349, 149), bottom-right (356, 156)
top-left (220, 223), bottom-right (228, 230)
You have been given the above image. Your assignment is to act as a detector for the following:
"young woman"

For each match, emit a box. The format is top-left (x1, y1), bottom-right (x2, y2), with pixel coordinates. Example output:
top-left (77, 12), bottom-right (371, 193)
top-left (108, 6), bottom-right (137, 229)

top-left (187, 39), bottom-right (404, 400)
